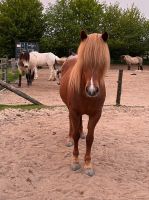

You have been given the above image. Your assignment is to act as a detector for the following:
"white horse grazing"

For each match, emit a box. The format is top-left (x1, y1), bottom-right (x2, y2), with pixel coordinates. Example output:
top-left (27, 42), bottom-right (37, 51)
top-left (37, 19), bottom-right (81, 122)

top-left (18, 51), bottom-right (66, 82)
top-left (121, 55), bottom-right (143, 70)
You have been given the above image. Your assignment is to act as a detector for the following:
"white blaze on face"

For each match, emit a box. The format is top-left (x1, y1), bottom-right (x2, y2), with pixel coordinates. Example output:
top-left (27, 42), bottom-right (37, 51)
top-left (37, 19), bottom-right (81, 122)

top-left (88, 77), bottom-right (96, 95)
top-left (23, 61), bottom-right (29, 68)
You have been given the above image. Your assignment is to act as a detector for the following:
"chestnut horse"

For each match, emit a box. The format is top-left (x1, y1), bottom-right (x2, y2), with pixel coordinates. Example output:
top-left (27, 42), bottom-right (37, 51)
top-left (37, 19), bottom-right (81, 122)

top-left (60, 31), bottom-right (110, 176)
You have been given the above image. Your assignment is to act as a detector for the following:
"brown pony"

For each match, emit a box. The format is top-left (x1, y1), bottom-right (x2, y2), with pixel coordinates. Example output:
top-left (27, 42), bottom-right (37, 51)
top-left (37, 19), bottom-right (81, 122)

top-left (60, 31), bottom-right (110, 176)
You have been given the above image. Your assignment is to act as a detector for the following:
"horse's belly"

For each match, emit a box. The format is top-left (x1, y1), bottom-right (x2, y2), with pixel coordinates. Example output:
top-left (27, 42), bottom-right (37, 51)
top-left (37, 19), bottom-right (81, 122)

top-left (130, 58), bottom-right (139, 65)
top-left (37, 59), bottom-right (47, 67)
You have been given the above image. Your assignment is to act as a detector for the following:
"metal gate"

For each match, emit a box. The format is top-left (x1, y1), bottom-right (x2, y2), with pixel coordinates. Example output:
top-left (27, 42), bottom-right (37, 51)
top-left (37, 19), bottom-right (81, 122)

top-left (15, 41), bottom-right (39, 59)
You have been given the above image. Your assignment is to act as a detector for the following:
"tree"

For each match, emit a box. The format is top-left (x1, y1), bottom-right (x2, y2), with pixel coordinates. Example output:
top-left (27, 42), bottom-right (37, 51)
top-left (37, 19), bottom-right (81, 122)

top-left (38, 0), bottom-right (149, 61)
top-left (0, 0), bottom-right (45, 57)
top-left (119, 5), bottom-right (146, 56)
top-left (40, 0), bottom-right (103, 56)
top-left (102, 3), bottom-right (146, 60)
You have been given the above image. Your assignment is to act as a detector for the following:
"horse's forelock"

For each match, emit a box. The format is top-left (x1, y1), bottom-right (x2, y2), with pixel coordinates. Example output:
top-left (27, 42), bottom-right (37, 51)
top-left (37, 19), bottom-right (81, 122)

top-left (78, 33), bottom-right (110, 72)
top-left (19, 52), bottom-right (30, 61)
top-left (19, 52), bottom-right (24, 60)
top-left (24, 52), bottom-right (30, 61)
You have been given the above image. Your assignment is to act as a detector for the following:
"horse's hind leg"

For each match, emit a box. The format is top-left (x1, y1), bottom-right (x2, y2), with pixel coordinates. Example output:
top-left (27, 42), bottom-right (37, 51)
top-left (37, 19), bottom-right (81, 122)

top-left (70, 111), bottom-right (81, 171)
top-left (18, 74), bottom-right (22, 87)
top-left (48, 65), bottom-right (56, 81)
top-left (65, 113), bottom-right (74, 147)
top-left (79, 117), bottom-right (85, 139)
top-left (84, 112), bottom-right (101, 176)
top-left (128, 65), bottom-right (131, 70)
top-left (56, 69), bottom-right (61, 85)
top-left (34, 66), bottom-right (38, 79)
top-left (31, 71), bottom-right (35, 83)
top-left (26, 74), bottom-right (30, 86)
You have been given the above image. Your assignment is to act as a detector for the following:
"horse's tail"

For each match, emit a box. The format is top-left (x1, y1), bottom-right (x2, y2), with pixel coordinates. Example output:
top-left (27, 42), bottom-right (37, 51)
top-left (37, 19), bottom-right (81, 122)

top-left (55, 57), bottom-right (67, 66)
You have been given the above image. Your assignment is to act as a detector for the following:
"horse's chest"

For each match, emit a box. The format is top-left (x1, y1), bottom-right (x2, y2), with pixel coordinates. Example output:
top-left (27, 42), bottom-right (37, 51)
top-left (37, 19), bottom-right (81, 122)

top-left (72, 96), bottom-right (102, 115)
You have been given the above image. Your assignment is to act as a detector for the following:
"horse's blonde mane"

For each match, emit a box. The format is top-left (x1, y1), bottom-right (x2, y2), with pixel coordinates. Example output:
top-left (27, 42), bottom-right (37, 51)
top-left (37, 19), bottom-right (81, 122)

top-left (68, 33), bottom-right (110, 93)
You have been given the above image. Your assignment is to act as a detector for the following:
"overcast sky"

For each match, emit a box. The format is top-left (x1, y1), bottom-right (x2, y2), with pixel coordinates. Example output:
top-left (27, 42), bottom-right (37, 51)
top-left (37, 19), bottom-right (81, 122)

top-left (40, 0), bottom-right (149, 19)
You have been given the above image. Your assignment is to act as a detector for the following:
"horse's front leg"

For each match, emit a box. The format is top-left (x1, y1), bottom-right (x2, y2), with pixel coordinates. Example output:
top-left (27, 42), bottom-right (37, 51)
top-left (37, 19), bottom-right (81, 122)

top-left (84, 112), bottom-right (101, 176)
top-left (48, 65), bottom-right (56, 81)
top-left (140, 65), bottom-right (143, 70)
top-left (18, 74), bottom-right (22, 87)
top-left (66, 115), bottom-right (85, 147)
top-left (70, 111), bottom-right (81, 171)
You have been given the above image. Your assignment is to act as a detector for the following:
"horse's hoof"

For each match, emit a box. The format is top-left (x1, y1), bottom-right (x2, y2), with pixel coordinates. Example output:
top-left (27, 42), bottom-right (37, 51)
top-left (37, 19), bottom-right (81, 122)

top-left (65, 140), bottom-right (74, 147)
top-left (71, 163), bottom-right (81, 171)
top-left (34, 77), bottom-right (38, 80)
top-left (80, 132), bottom-right (85, 139)
top-left (48, 78), bottom-right (56, 81)
top-left (84, 168), bottom-right (95, 177)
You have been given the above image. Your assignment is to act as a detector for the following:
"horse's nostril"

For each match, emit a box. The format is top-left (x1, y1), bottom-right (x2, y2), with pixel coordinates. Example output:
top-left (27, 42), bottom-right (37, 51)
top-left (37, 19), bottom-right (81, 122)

top-left (95, 86), bottom-right (99, 93)
top-left (25, 66), bottom-right (28, 68)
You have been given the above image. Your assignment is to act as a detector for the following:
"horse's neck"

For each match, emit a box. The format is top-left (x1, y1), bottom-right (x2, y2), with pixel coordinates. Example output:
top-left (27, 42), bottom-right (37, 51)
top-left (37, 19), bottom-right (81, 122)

top-left (62, 57), bottom-right (77, 76)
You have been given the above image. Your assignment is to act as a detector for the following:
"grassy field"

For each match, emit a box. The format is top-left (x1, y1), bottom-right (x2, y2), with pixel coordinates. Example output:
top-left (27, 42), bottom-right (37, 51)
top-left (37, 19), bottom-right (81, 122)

top-left (0, 104), bottom-right (45, 111)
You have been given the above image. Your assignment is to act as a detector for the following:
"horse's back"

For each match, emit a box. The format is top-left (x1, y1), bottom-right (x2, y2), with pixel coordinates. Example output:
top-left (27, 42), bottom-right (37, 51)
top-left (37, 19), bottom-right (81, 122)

top-left (61, 55), bottom-right (77, 77)
top-left (124, 55), bottom-right (142, 65)
top-left (30, 52), bottom-right (56, 66)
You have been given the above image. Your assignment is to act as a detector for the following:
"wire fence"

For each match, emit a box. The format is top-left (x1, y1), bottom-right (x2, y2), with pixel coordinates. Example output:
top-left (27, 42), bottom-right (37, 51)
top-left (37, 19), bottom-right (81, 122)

top-left (0, 57), bottom-right (18, 90)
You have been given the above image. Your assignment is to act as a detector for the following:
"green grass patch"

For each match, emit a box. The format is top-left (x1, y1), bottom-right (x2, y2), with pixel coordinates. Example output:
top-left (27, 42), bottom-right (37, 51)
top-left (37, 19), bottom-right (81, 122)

top-left (7, 69), bottom-right (19, 83)
top-left (0, 67), bottom-right (19, 83)
top-left (0, 104), bottom-right (46, 111)
top-left (0, 104), bottom-right (66, 111)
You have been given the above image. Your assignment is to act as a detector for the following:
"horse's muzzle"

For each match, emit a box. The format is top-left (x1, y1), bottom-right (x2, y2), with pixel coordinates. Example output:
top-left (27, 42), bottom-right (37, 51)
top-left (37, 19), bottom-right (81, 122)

top-left (85, 85), bottom-right (99, 97)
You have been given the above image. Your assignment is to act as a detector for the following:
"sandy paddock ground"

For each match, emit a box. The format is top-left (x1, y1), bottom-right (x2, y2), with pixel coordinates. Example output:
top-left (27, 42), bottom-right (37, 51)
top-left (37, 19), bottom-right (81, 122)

top-left (0, 65), bottom-right (149, 200)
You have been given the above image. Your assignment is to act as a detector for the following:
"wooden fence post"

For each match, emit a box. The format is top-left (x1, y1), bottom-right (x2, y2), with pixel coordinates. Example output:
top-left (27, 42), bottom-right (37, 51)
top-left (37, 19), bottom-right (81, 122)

top-left (0, 80), bottom-right (43, 105)
top-left (116, 69), bottom-right (123, 106)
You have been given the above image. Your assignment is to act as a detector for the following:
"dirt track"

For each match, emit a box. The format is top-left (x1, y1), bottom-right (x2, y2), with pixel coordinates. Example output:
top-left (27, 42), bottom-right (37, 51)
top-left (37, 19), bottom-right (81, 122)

top-left (0, 66), bottom-right (149, 200)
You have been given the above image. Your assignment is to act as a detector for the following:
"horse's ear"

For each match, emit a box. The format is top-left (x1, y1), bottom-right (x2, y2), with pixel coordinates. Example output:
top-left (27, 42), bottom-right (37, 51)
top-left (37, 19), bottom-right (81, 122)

top-left (102, 32), bottom-right (108, 42)
top-left (80, 31), bottom-right (87, 41)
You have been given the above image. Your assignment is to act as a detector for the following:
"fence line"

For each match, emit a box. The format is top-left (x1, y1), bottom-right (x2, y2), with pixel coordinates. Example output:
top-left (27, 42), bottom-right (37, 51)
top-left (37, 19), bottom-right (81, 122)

top-left (0, 57), bottom-right (17, 83)
top-left (0, 58), bottom-right (8, 82)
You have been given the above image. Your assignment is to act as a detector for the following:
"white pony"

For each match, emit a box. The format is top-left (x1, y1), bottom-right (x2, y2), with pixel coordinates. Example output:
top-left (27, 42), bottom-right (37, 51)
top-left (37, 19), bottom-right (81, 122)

top-left (121, 55), bottom-right (143, 70)
top-left (17, 51), bottom-right (66, 87)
